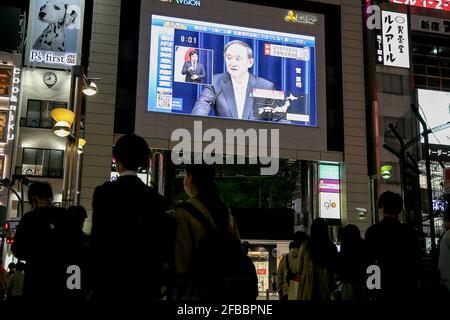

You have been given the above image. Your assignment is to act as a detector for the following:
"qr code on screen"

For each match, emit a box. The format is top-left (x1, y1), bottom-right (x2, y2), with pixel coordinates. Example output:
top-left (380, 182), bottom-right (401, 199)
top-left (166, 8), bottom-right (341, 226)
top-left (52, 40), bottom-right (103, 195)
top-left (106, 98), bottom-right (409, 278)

top-left (157, 94), bottom-right (172, 110)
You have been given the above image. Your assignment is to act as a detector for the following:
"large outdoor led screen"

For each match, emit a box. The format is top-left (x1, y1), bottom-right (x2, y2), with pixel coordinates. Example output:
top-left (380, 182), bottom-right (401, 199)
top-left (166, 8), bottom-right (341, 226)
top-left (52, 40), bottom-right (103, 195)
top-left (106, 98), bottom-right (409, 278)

top-left (148, 15), bottom-right (317, 126)
top-left (418, 89), bottom-right (450, 145)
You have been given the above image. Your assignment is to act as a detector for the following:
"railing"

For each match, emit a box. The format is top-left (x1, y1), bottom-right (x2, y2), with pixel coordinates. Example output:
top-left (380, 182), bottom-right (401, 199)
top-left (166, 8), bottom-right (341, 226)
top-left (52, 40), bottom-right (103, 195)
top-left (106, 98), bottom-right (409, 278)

top-left (15, 166), bottom-right (64, 178)
top-left (19, 117), bottom-right (54, 129)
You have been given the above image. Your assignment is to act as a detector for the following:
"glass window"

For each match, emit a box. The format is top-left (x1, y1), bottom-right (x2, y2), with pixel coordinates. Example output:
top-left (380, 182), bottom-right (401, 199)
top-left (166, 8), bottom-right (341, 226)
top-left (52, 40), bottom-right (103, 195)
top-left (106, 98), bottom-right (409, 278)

top-left (414, 75), bottom-right (426, 87)
top-left (427, 66), bottom-right (440, 77)
top-left (21, 148), bottom-right (64, 177)
top-left (0, 68), bottom-right (12, 96)
top-left (414, 65), bottom-right (426, 75)
top-left (25, 100), bottom-right (67, 129)
top-left (428, 77), bottom-right (440, 89)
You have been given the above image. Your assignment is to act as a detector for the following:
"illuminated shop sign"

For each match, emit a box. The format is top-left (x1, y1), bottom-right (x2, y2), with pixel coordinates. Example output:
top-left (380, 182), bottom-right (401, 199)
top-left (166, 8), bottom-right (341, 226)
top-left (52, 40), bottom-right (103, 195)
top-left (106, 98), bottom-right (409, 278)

top-left (285, 10), bottom-right (318, 24)
top-left (7, 67), bottom-right (20, 142)
top-left (381, 11), bottom-right (410, 68)
top-left (319, 163), bottom-right (341, 220)
top-left (26, 0), bottom-right (85, 69)
top-left (411, 15), bottom-right (450, 35)
top-left (390, 0), bottom-right (450, 11)
top-left (418, 89), bottom-right (450, 146)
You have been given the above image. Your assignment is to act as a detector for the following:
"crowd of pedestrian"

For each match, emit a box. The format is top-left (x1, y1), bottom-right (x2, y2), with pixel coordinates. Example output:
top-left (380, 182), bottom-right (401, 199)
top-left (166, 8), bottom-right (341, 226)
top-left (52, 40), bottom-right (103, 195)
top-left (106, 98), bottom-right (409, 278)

top-left (0, 133), bottom-right (449, 305)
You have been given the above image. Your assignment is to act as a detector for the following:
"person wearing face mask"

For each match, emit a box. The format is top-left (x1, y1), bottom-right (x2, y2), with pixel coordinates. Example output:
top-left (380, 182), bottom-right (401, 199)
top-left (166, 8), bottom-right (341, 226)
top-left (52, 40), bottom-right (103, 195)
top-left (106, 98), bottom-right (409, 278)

top-left (192, 40), bottom-right (284, 121)
top-left (172, 164), bottom-right (242, 300)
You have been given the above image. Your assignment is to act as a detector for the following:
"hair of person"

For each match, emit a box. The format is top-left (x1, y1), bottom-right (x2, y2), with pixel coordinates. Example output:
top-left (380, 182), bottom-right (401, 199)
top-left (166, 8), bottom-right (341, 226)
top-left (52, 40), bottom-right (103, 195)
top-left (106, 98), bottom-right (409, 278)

top-left (189, 50), bottom-right (198, 58)
top-left (27, 181), bottom-right (53, 202)
top-left (340, 224), bottom-right (363, 255)
top-left (378, 191), bottom-right (403, 215)
top-left (184, 164), bottom-right (228, 230)
top-left (293, 231), bottom-right (310, 247)
top-left (8, 262), bottom-right (16, 269)
top-left (224, 40), bottom-right (253, 59)
top-left (443, 209), bottom-right (450, 223)
top-left (69, 205), bottom-right (88, 220)
top-left (242, 241), bottom-right (250, 255)
top-left (289, 241), bottom-right (300, 249)
top-left (15, 261), bottom-right (25, 271)
top-left (309, 218), bottom-right (335, 267)
top-left (113, 134), bottom-right (149, 171)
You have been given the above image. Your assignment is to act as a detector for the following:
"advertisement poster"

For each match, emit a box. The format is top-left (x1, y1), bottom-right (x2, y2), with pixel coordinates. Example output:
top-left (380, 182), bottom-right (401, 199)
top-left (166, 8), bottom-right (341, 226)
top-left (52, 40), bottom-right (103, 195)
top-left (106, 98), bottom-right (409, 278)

top-left (319, 163), bottom-right (341, 219)
top-left (0, 111), bottom-right (9, 143)
top-left (148, 15), bottom-right (317, 126)
top-left (26, 0), bottom-right (85, 69)
top-left (418, 89), bottom-right (450, 145)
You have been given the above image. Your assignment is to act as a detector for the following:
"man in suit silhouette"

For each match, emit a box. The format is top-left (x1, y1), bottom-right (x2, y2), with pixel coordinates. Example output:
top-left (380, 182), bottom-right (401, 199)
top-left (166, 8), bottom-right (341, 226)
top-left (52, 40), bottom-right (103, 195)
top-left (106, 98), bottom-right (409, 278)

top-left (181, 50), bottom-right (206, 83)
top-left (192, 40), bottom-right (284, 121)
top-left (90, 134), bottom-right (173, 304)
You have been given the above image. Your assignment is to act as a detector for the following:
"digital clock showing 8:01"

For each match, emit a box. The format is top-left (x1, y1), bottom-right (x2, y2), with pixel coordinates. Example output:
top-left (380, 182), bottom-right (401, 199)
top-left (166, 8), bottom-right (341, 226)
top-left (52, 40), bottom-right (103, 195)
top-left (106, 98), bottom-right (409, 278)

top-left (180, 35), bottom-right (197, 44)
top-left (391, 0), bottom-right (450, 11)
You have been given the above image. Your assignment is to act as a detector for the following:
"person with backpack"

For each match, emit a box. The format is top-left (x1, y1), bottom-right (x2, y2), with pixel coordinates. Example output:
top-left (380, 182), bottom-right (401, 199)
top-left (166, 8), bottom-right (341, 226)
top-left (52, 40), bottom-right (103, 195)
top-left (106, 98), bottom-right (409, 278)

top-left (277, 231), bottom-right (309, 300)
top-left (295, 218), bottom-right (338, 300)
top-left (11, 182), bottom-right (83, 303)
top-left (173, 164), bottom-right (255, 300)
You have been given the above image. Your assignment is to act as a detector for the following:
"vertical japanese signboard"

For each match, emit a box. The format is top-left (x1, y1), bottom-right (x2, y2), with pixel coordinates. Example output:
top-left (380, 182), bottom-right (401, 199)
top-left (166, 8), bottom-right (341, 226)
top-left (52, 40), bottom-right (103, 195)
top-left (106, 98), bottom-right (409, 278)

top-left (319, 163), bottom-right (341, 220)
top-left (382, 11), bottom-right (410, 69)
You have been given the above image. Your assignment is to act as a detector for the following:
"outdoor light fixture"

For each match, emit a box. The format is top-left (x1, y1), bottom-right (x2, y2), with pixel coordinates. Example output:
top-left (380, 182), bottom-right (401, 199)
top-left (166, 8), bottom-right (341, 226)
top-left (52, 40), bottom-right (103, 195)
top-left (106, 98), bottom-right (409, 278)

top-left (380, 164), bottom-right (392, 180)
top-left (82, 80), bottom-right (98, 96)
top-left (356, 207), bottom-right (368, 220)
top-left (78, 138), bottom-right (87, 154)
top-left (51, 108), bottom-right (75, 137)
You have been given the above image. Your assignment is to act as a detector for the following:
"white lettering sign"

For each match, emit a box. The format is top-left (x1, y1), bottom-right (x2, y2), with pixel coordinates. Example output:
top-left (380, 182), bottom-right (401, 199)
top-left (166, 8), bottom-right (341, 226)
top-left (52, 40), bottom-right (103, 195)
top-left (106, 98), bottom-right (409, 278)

top-left (8, 67), bottom-right (20, 141)
top-left (382, 11), bottom-right (410, 69)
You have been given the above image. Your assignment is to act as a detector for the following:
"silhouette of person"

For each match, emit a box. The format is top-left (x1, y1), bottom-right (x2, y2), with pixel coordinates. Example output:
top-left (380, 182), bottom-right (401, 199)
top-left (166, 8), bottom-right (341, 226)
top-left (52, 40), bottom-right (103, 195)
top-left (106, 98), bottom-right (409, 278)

top-left (90, 134), bottom-right (172, 304)
top-left (173, 164), bottom-right (243, 300)
top-left (12, 181), bottom-right (82, 303)
top-left (365, 191), bottom-right (422, 300)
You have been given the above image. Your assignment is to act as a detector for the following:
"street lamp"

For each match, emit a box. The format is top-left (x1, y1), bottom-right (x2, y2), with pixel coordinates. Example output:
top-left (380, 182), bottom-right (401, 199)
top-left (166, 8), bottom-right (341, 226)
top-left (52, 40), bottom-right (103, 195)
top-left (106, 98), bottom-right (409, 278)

top-left (51, 108), bottom-right (75, 137)
top-left (78, 138), bottom-right (87, 154)
top-left (51, 65), bottom-right (98, 207)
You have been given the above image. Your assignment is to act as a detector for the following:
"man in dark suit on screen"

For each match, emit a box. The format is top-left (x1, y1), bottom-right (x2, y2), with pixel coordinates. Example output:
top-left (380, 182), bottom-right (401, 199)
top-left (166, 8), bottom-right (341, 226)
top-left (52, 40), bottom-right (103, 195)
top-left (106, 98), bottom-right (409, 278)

top-left (181, 50), bottom-right (206, 83)
top-left (192, 40), bottom-right (284, 121)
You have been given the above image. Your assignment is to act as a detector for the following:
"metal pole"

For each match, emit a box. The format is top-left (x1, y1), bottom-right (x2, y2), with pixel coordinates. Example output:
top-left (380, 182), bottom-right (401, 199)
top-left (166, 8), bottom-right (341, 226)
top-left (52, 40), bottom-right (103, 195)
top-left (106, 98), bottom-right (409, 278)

top-left (388, 124), bottom-right (407, 220)
top-left (362, 0), bottom-right (381, 224)
top-left (62, 66), bottom-right (82, 207)
top-left (411, 104), bottom-right (437, 263)
top-left (423, 131), bottom-right (437, 261)
top-left (69, 65), bottom-right (83, 206)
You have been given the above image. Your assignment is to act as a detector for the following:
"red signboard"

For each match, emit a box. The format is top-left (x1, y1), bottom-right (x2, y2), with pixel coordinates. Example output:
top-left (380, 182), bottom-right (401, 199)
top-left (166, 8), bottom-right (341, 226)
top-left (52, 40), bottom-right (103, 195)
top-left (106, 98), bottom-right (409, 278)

top-left (256, 269), bottom-right (267, 275)
top-left (390, 0), bottom-right (450, 11)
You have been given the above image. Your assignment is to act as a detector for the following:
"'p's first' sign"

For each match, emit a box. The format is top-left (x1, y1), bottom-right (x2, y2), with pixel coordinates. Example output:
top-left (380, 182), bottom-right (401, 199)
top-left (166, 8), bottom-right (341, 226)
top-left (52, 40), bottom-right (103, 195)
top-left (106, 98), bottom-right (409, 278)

top-left (382, 11), bottom-right (410, 69)
top-left (26, 0), bottom-right (85, 69)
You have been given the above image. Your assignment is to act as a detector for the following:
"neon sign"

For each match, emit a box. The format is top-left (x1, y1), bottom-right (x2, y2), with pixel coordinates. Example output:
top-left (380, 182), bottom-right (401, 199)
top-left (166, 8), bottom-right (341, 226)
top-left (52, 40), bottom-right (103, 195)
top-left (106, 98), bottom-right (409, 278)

top-left (7, 67), bottom-right (20, 141)
top-left (390, 0), bottom-right (450, 11)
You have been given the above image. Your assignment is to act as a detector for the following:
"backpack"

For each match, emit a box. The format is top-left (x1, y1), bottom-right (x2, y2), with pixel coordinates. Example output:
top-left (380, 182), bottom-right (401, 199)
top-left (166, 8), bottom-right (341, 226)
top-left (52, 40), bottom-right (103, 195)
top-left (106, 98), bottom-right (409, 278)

top-left (180, 202), bottom-right (258, 300)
